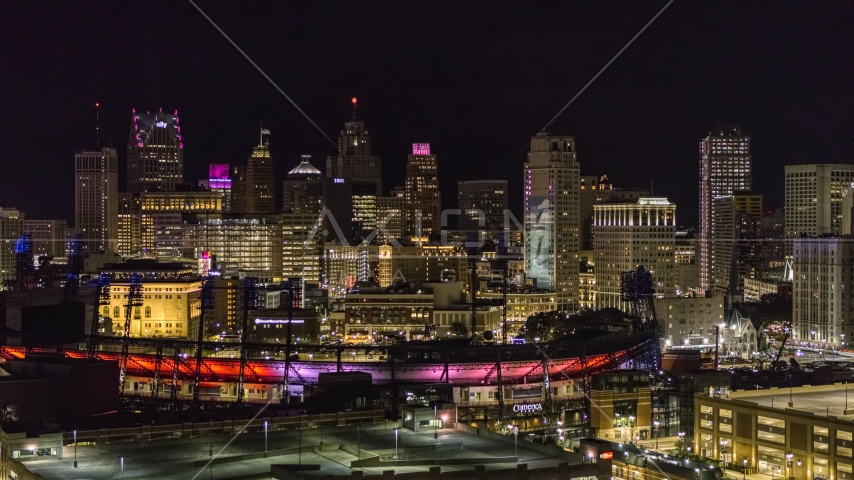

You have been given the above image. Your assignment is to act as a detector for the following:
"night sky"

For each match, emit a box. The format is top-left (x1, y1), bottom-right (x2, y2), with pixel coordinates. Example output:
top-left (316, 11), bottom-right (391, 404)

top-left (2, 1), bottom-right (853, 227)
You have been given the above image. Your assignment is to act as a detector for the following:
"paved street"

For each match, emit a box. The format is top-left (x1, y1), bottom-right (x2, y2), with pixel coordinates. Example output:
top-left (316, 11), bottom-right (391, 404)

top-left (21, 423), bottom-right (580, 479)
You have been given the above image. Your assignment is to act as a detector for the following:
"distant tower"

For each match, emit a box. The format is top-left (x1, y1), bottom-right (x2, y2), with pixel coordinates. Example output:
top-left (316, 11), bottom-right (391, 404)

top-left (405, 143), bottom-right (441, 238)
top-left (199, 164), bottom-right (232, 213)
top-left (75, 147), bottom-right (118, 253)
top-left (524, 133), bottom-right (580, 311)
top-left (283, 155), bottom-right (323, 213)
top-left (699, 125), bottom-right (751, 292)
top-left (127, 109), bottom-right (184, 193)
top-left (326, 98), bottom-right (382, 196)
top-left (457, 180), bottom-right (508, 242)
top-left (233, 130), bottom-right (276, 213)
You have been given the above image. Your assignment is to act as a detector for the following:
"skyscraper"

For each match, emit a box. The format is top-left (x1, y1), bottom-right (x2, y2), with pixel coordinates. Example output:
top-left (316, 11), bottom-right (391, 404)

top-left (75, 147), bottom-right (118, 253)
top-left (376, 194), bottom-right (406, 244)
top-left (0, 208), bottom-right (23, 285)
top-left (593, 198), bottom-right (676, 309)
top-left (127, 109), bottom-right (183, 193)
top-left (233, 133), bottom-right (276, 214)
top-left (326, 98), bottom-right (382, 196)
top-left (699, 125), bottom-right (752, 292)
top-left (524, 134), bottom-right (580, 311)
top-left (711, 192), bottom-right (763, 295)
top-left (457, 180), bottom-right (508, 241)
top-left (283, 155), bottom-right (323, 214)
top-left (405, 143), bottom-right (441, 238)
top-left (199, 164), bottom-right (232, 213)
top-left (785, 164), bottom-right (854, 254)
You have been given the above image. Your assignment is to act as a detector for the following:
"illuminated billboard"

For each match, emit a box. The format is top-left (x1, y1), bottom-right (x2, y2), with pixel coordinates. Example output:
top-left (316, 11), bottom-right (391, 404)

top-left (254, 319), bottom-right (305, 325)
top-left (525, 195), bottom-right (553, 290)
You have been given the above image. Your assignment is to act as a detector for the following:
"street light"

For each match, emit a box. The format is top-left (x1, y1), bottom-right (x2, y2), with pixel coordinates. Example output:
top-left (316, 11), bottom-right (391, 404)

top-left (357, 425), bottom-right (361, 462)
top-left (394, 428), bottom-right (400, 460)
top-left (119, 456), bottom-right (124, 479)
top-left (653, 421), bottom-right (660, 449)
top-left (786, 451), bottom-right (794, 480)
top-left (629, 415), bottom-right (635, 444)
top-left (434, 405), bottom-right (438, 440)
top-left (209, 444), bottom-right (213, 480)
top-left (73, 429), bottom-right (77, 469)
top-left (743, 456), bottom-right (748, 480)
top-left (264, 421), bottom-right (268, 453)
top-left (720, 439), bottom-right (728, 468)
top-left (298, 428), bottom-right (302, 467)
top-left (509, 424), bottom-right (518, 461)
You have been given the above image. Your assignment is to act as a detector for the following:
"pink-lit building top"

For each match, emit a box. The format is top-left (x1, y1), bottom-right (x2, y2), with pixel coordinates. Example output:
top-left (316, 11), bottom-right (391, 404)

top-left (412, 143), bottom-right (431, 155)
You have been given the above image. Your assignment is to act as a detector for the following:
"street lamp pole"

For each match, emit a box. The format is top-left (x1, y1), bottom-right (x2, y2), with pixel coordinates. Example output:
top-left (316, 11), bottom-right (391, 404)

top-left (209, 444), bottom-right (213, 480)
top-left (264, 421), bottom-right (268, 453)
top-left (120, 456), bottom-right (124, 479)
top-left (298, 428), bottom-right (302, 467)
top-left (653, 421), bottom-right (659, 450)
top-left (743, 456), bottom-right (748, 480)
top-left (73, 429), bottom-right (77, 469)
top-left (394, 428), bottom-right (400, 461)
top-left (786, 451), bottom-right (794, 480)
top-left (357, 425), bottom-right (361, 462)
top-left (434, 405), bottom-right (438, 440)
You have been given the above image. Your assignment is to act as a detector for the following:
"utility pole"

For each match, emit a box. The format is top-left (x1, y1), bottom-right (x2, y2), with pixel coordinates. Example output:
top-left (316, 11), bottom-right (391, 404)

top-left (119, 274), bottom-right (143, 395)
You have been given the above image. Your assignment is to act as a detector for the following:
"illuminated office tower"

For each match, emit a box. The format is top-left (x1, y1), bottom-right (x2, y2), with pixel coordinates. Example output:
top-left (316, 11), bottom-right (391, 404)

top-left (23, 220), bottom-right (67, 258)
top-left (785, 164), bottom-right (854, 255)
top-left (233, 133), bottom-right (276, 214)
top-left (0, 208), bottom-right (24, 284)
top-left (524, 134), bottom-right (580, 311)
top-left (127, 109), bottom-right (183, 193)
top-left (457, 180), bottom-right (508, 243)
top-left (183, 214), bottom-right (283, 278)
top-left (699, 125), bottom-right (752, 292)
top-left (593, 198), bottom-right (676, 310)
top-left (326, 98), bottom-right (382, 196)
top-left (75, 147), bottom-right (118, 253)
top-left (711, 192), bottom-right (763, 294)
top-left (140, 188), bottom-right (222, 257)
top-left (405, 143), bottom-right (441, 238)
top-left (281, 213), bottom-right (323, 284)
top-left (199, 164), bottom-right (232, 213)
top-left (117, 193), bottom-right (141, 256)
top-left (376, 195), bottom-right (405, 243)
top-left (283, 155), bottom-right (323, 214)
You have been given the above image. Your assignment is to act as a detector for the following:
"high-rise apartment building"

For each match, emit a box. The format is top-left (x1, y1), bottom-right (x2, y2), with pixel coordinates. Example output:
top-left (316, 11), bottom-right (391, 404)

top-left (127, 109), bottom-right (183, 193)
top-left (457, 180), bottom-right (508, 241)
top-left (198, 164), bottom-right (232, 213)
top-left (183, 214), bottom-right (283, 279)
top-left (792, 236), bottom-right (854, 347)
top-left (592, 198), bottom-right (676, 310)
top-left (579, 175), bottom-right (649, 251)
top-left (711, 192), bottom-right (763, 294)
top-left (785, 164), bottom-right (854, 255)
top-left (281, 213), bottom-right (322, 284)
top-left (283, 155), bottom-right (323, 214)
top-left (75, 147), bottom-right (118, 253)
top-left (326, 99), bottom-right (382, 196)
top-left (233, 135), bottom-right (276, 214)
top-left (699, 125), bottom-right (752, 292)
top-left (405, 143), bottom-right (441, 238)
top-left (0, 208), bottom-right (24, 284)
top-left (524, 134), bottom-right (580, 311)
top-left (23, 220), bottom-right (67, 258)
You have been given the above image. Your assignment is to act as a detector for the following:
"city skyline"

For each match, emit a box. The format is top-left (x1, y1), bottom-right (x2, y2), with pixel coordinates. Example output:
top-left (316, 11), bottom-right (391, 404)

top-left (3, 2), bottom-right (853, 225)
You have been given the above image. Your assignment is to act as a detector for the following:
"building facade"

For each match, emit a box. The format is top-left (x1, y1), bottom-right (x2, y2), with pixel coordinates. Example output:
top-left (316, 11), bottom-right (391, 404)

top-left (282, 155), bottom-right (323, 214)
top-left (785, 164), bottom-right (854, 256)
top-left (711, 192), bottom-right (763, 294)
top-left (22, 220), bottom-right (67, 258)
top-left (127, 109), bottom-right (183, 194)
top-left (457, 179), bottom-right (508, 241)
top-left (524, 134), bottom-right (580, 311)
top-left (593, 198), bottom-right (676, 310)
top-left (198, 163), bottom-right (232, 213)
top-left (233, 138), bottom-right (276, 214)
top-left (405, 143), bottom-right (441, 238)
top-left (654, 295), bottom-right (724, 351)
top-left (183, 214), bottom-right (283, 280)
top-left (792, 235), bottom-right (854, 347)
top-left (75, 147), bottom-right (118, 253)
top-left (699, 125), bottom-right (752, 291)
top-left (325, 99), bottom-right (382, 196)
top-left (0, 209), bottom-right (23, 285)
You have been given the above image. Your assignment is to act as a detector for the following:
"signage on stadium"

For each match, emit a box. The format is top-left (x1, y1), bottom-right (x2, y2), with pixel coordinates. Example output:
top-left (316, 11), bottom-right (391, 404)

top-left (600, 452), bottom-right (613, 460)
top-left (512, 403), bottom-right (543, 413)
top-left (254, 319), bottom-right (305, 325)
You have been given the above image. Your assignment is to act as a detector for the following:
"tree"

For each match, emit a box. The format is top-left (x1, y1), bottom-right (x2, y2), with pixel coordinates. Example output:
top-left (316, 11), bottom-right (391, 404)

top-left (449, 321), bottom-right (469, 338)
